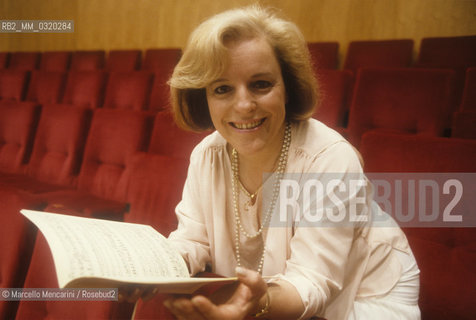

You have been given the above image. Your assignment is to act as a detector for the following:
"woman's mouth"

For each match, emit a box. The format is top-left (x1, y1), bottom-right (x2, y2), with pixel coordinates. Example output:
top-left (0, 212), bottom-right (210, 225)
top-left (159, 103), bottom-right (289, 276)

top-left (230, 118), bottom-right (265, 130)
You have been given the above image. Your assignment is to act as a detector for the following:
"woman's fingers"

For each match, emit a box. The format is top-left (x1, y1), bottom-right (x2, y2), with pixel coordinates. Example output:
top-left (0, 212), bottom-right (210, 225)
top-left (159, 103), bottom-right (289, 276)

top-left (165, 297), bottom-right (208, 320)
top-left (118, 287), bottom-right (142, 303)
top-left (141, 286), bottom-right (159, 301)
top-left (162, 269), bottom-right (268, 320)
top-left (235, 267), bottom-right (267, 297)
top-left (117, 286), bottom-right (159, 303)
top-left (190, 295), bottom-right (220, 317)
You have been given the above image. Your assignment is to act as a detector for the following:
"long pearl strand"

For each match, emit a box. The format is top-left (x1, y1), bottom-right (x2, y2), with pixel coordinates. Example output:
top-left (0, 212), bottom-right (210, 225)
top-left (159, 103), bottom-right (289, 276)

top-left (232, 122), bottom-right (291, 273)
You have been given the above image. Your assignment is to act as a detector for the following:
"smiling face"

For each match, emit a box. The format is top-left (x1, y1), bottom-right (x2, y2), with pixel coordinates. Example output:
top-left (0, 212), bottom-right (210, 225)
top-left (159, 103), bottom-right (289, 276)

top-left (206, 37), bottom-right (287, 159)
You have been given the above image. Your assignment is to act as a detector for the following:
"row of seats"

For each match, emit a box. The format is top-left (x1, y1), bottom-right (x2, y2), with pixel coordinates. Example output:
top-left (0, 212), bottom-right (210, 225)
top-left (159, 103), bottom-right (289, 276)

top-left (0, 104), bottom-right (206, 319)
top-left (360, 131), bottom-right (476, 320)
top-left (316, 66), bottom-right (476, 144)
top-left (0, 48), bottom-right (180, 73)
top-left (0, 69), bottom-right (173, 111)
top-left (1, 35), bottom-right (475, 72)
top-left (1, 104), bottom-right (475, 319)
top-left (310, 35), bottom-right (476, 71)
top-left (1, 66), bottom-right (475, 143)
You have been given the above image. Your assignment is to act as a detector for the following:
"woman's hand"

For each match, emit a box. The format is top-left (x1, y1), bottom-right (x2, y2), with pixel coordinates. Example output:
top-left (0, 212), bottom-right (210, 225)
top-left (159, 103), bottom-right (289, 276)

top-left (164, 267), bottom-right (267, 320)
top-left (117, 285), bottom-right (158, 303)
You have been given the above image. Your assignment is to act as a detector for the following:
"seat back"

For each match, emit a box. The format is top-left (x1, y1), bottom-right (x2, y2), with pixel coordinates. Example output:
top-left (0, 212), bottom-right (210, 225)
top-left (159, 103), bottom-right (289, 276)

top-left (460, 67), bottom-right (476, 111)
top-left (103, 71), bottom-right (153, 110)
top-left (0, 101), bottom-right (41, 173)
top-left (417, 36), bottom-right (476, 107)
top-left (344, 39), bottom-right (414, 72)
top-left (126, 153), bottom-right (188, 236)
top-left (417, 35), bottom-right (476, 69)
top-left (70, 50), bottom-right (105, 71)
top-left (26, 104), bottom-right (91, 186)
top-left (143, 49), bottom-right (181, 111)
top-left (0, 69), bottom-right (30, 101)
top-left (313, 69), bottom-right (353, 128)
top-left (451, 110), bottom-right (476, 139)
top-left (149, 111), bottom-right (207, 159)
top-left (106, 49), bottom-right (141, 71)
top-left (148, 71), bottom-right (171, 111)
top-left (62, 71), bottom-right (108, 108)
top-left (307, 42), bottom-right (339, 70)
top-left (361, 131), bottom-right (476, 173)
top-left (347, 67), bottom-right (455, 147)
top-left (142, 48), bottom-right (181, 72)
top-left (8, 52), bottom-right (40, 70)
top-left (0, 193), bottom-right (40, 320)
top-left (40, 51), bottom-right (72, 71)
top-left (77, 109), bottom-right (153, 201)
top-left (0, 52), bottom-right (9, 69)
top-left (26, 71), bottom-right (67, 104)
top-left (15, 232), bottom-right (123, 320)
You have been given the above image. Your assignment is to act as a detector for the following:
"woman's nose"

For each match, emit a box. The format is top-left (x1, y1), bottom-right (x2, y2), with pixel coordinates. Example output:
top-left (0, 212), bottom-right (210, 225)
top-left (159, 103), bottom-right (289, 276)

top-left (234, 87), bottom-right (256, 113)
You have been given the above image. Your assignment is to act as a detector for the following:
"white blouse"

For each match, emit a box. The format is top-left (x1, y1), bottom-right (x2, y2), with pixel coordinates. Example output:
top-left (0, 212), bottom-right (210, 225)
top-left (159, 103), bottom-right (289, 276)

top-left (168, 118), bottom-right (411, 319)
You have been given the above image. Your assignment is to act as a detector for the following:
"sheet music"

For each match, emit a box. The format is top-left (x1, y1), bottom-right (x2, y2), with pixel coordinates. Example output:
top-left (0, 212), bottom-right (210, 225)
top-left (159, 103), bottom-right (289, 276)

top-left (21, 210), bottom-right (190, 288)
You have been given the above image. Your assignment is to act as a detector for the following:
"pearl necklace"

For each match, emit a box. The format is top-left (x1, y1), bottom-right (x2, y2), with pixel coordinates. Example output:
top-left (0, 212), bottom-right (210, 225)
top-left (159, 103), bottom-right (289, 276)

top-left (231, 122), bottom-right (291, 273)
top-left (238, 180), bottom-right (259, 211)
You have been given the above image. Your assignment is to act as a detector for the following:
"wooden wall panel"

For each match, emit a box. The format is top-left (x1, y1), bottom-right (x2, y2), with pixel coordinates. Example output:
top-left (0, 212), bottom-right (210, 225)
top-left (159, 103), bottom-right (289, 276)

top-left (1, 0), bottom-right (475, 64)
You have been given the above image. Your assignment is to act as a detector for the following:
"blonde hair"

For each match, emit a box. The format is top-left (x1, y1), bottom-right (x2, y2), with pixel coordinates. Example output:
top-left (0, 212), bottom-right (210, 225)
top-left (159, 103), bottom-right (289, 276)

top-left (169, 5), bottom-right (318, 131)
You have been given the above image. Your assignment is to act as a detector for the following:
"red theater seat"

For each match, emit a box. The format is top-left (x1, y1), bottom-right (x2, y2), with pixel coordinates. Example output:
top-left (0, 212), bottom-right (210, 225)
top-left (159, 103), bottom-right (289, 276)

top-left (313, 69), bottom-right (353, 129)
top-left (0, 101), bottom-right (40, 174)
top-left (126, 153), bottom-right (188, 235)
top-left (62, 71), bottom-right (108, 108)
top-left (125, 153), bottom-right (190, 320)
top-left (26, 71), bottom-right (67, 104)
top-left (360, 131), bottom-right (476, 320)
top-left (347, 67), bottom-right (455, 147)
top-left (452, 111), bottom-right (476, 139)
top-left (40, 51), bottom-right (72, 71)
top-left (142, 48), bottom-right (181, 72)
top-left (0, 193), bottom-right (42, 320)
top-left (307, 42), bottom-right (339, 70)
top-left (14, 110), bottom-right (155, 320)
top-left (143, 49), bottom-right (181, 111)
top-left (103, 71), bottom-right (153, 110)
top-left (360, 131), bottom-right (476, 173)
top-left (0, 104), bottom-right (91, 193)
top-left (40, 109), bottom-right (153, 218)
top-left (15, 232), bottom-right (129, 320)
top-left (8, 52), bottom-right (40, 70)
top-left (106, 50), bottom-right (141, 71)
top-left (149, 111), bottom-right (207, 159)
top-left (344, 39), bottom-right (414, 72)
top-left (417, 35), bottom-right (476, 69)
top-left (148, 71), bottom-right (171, 111)
top-left (0, 52), bottom-right (9, 69)
top-left (416, 35), bottom-right (476, 107)
top-left (460, 67), bottom-right (476, 111)
top-left (0, 69), bottom-right (30, 101)
top-left (70, 50), bottom-right (105, 71)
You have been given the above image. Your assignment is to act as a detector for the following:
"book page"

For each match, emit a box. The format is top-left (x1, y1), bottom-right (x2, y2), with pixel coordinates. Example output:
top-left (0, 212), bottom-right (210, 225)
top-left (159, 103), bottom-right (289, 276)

top-left (21, 209), bottom-right (190, 288)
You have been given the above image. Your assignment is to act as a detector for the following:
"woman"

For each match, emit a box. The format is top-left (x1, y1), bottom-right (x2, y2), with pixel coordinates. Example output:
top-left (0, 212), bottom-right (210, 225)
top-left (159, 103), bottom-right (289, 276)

top-left (164, 5), bottom-right (420, 320)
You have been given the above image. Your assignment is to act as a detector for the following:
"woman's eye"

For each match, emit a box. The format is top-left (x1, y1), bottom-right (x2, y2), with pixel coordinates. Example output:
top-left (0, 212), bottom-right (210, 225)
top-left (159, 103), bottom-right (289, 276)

top-left (214, 85), bottom-right (232, 94)
top-left (252, 80), bottom-right (272, 90)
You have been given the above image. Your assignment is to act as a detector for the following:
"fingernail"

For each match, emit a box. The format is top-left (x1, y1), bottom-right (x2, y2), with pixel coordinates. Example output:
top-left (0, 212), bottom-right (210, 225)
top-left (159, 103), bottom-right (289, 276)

top-left (235, 266), bottom-right (246, 275)
top-left (191, 296), bottom-right (200, 307)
